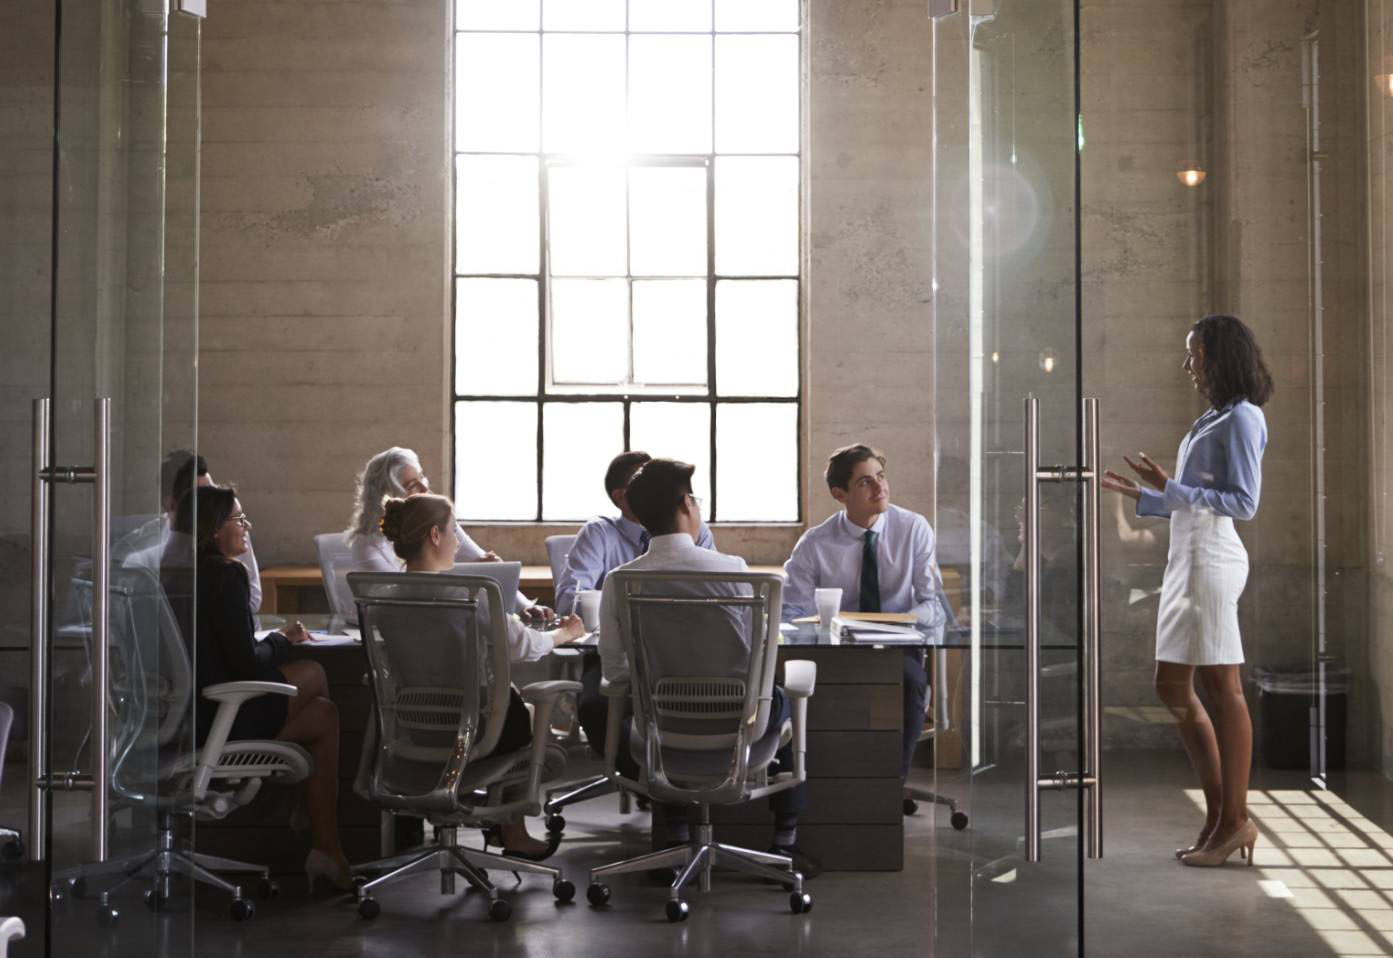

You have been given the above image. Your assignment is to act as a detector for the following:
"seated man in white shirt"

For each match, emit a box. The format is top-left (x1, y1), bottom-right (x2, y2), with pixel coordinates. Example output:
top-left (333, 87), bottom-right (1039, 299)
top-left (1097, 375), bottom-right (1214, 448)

top-left (782, 443), bottom-right (948, 781)
top-left (118, 450), bottom-right (262, 612)
top-left (598, 458), bottom-right (818, 878)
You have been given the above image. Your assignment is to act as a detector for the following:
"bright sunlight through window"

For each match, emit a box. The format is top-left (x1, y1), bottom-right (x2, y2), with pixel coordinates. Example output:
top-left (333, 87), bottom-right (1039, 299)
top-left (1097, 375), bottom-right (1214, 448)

top-left (452, 0), bottom-right (802, 522)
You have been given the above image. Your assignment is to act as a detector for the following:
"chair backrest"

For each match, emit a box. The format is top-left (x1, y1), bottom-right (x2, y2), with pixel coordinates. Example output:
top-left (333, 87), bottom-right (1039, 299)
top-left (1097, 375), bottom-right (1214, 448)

top-left (0, 701), bottom-right (11, 790)
top-left (315, 532), bottom-right (356, 618)
top-left (73, 566), bottom-right (197, 802)
top-left (544, 534), bottom-right (576, 586)
top-left (449, 560), bottom-right (522, 615)
top-left (608, 569), bottom-right (783, 804)
top-left (348, 571), bottom-right (513, 814)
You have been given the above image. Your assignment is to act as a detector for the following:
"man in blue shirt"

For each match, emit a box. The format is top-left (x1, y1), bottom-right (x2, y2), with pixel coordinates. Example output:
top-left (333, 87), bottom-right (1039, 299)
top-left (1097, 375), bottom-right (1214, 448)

top-left (554, 451), bottom-right (716, 617)
top-left (568, 451), bottom-right (716, 785)
top-left (783, 444), bottom-right (948, 780)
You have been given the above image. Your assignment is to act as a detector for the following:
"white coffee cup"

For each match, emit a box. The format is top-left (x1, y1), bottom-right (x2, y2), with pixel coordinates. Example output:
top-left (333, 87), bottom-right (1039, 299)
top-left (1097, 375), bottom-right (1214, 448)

top-left (576, 589), bottom-right (602, 631)
top-left (814, 587), bottom-right (843, 634)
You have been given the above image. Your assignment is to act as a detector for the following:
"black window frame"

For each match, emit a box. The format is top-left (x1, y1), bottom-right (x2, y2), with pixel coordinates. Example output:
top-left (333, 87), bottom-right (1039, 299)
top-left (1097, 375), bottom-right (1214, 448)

top-left (450, 3), bottom-right (803, 523)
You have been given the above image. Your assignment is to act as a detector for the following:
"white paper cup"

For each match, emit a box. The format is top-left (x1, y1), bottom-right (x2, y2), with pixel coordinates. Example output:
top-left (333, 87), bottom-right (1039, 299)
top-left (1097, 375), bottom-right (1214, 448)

top-left (814, 587), bottom-right (843, 634)
top-left (576, 589), bottom-right (602, 631)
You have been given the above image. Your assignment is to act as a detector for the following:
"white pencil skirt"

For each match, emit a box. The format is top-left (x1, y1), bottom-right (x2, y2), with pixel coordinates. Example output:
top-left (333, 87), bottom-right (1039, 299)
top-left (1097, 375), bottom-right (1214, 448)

top-left (1154, 508), bottom-right (1249, 666)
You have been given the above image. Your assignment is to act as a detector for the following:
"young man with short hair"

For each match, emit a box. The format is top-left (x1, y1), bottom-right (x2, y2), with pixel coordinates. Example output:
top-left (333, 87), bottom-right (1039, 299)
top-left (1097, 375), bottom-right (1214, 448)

top-left (597, 458), bottom-right (818, 877)
top-left (782, 443), bottom-right (949, 779)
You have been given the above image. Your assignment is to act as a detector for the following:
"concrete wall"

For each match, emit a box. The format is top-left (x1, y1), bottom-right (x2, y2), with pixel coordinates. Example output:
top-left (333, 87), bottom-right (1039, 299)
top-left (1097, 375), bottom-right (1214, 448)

top-left (197, 0), bottom-right (939, 566)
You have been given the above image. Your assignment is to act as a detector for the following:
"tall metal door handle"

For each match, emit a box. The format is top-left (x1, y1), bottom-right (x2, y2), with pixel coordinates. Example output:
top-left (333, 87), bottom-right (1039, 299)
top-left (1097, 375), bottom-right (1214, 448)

top-left (92, 398), bottom-right (111, 862)
top-left (1023, 396), bottom-right (1104, 863)
top-left (1024, 397), bottom-right (1041, 862)
top-left (28, 400), bottom-right (49, 863)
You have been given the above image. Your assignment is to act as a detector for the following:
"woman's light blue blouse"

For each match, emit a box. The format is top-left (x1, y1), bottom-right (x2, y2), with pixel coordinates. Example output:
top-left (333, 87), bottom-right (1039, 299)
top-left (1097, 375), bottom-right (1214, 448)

top-left (1136, 399), bottom-right (1267, 521)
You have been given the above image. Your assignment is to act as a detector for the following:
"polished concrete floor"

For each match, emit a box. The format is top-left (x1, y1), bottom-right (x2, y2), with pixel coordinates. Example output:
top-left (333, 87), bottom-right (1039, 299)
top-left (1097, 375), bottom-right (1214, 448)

top-left (4, 750), bottom-right (1393, 957)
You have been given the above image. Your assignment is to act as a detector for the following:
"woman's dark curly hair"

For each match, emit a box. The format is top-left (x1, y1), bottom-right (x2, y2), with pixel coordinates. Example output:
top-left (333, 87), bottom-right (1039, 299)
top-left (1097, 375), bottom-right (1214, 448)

top-left (1191, 314), bottom-right (1273, 408)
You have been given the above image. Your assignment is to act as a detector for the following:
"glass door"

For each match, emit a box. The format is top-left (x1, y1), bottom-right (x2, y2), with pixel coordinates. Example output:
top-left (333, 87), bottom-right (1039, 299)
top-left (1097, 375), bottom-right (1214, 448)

top-left (2, 1), bottom-right (202, 953)
top-left (931, 0), bottom-right (1092, 954)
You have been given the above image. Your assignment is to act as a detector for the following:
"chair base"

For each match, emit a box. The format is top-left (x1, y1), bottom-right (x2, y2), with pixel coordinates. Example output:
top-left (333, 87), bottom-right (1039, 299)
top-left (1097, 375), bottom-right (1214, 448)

top-left (903, 786), bottom-right (970, 830)
top-left (543, 774), bottom-right (629, 832)
top-left (586, 806), bottom-right (809, 920)
top-left (54, 815), bottom-right (269, 922)
top-left (352, 824), bottom-right (572, 921)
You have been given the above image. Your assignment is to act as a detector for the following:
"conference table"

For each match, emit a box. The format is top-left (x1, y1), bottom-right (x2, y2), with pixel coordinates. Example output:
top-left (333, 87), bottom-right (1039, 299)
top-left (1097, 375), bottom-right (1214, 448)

top-left (192, 612), bottom-right (969, 874)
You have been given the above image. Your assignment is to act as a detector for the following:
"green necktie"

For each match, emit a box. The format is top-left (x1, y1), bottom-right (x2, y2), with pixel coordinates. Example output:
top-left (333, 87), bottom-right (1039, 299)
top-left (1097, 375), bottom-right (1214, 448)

top-left (860, 529), bottom-right (881, 613)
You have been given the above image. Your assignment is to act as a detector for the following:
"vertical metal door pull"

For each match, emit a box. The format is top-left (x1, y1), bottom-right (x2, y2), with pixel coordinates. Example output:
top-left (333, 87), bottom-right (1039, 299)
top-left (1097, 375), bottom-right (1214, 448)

top-left (1023, 396), bottom-right (1103, 863)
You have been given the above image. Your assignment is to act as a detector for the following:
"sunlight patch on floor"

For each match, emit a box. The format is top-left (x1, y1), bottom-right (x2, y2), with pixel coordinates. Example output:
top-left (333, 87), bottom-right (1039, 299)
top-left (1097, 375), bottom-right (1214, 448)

top-left (1181, 788), bottom-right (1393, 956)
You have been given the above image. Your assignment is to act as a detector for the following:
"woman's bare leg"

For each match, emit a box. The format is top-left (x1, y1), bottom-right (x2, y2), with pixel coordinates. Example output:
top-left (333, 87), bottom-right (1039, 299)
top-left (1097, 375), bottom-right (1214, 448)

top-left (1197, 664), bottom-right (1252, 842)
top-left (277, 659), bottom-right (330, 830)
top-left (275, 659), bottom-right (345, 863)
top-left (1155, 661), bottom-right (1224, 841)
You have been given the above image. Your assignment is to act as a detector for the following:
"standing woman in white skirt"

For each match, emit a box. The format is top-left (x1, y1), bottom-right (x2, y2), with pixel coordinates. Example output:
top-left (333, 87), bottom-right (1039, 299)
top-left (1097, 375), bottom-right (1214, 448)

top-left (1102, 315), bottom-right (1272, 868)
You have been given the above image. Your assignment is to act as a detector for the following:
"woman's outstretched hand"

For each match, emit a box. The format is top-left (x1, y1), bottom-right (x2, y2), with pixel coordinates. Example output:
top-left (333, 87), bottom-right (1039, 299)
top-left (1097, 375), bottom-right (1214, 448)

top-left (1101, 469), bottom-right (1141, 501)
top-left (1122, 452), bottom-right (1169, 490)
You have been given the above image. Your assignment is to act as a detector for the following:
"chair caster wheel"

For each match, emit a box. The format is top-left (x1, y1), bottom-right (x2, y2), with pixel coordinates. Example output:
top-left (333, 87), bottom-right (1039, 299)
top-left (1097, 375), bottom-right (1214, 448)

top-left (488, 898), bottom-right (512, 922)
top-left (903, 797), bottom-right (919, 816)
top-left (258, 877), bottom-right (279, 899)
top-left (1, 838), bottom-right (22, 862)
top-left (790, 891), bottom-right (813, 914)
top-left (358, 897), bottom-right (380, 920)
top-left (230, 898), bottom-right (255, 922)
top-left (144, 889), bottom-right (168, 911)
top-left (586, 882), bottom-right (611, 907)
top-left (951, 810), bottom-right (969, 830)
top-left (70, 877), bottom-right (90, 900)
top-left (546, 815), bottom-right (566, 835)
top-left (665, 899), bottom-right (689, 923)
top-left (553, 879), bottom-right (575, 903)
top-left (98, 905), bottom-right (119, 927)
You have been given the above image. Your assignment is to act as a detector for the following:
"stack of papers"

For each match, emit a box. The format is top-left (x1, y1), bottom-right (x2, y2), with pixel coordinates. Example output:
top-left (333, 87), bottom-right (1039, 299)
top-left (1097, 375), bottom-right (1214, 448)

top-left (832, 616), bottom-right (925, 644)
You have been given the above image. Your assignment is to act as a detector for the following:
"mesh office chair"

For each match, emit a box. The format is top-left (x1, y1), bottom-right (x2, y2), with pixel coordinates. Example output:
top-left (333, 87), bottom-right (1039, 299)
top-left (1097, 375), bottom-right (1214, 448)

top-left (314, 532), bottom-right (356, 623)
top-left (348, 572), bottom-right (579, 921)
top-left (0, 917), bottom-right (22, 958)
top-left (0, 703), bottom-right (20, 861)
top-left (62, 567), bottom-right (310, 923)
top-left (538, 533), bottom-right (634, 833)
top-left (584, 570), bottom-right (817, 922)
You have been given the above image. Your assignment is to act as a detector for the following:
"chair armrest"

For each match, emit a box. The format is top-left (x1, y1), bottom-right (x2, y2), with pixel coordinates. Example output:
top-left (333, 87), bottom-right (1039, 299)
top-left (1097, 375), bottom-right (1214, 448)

top-left (203, 681), bottom-right (297, 703)
top-left (195, 682), bottom-right (297, 799)
top-left (518, 680), bottom-right (582, 704)
top-left (783, 660), bottom-right (816, 782)
top-left (783, 660), bottom-right (817, 698)
top-left (0, 916), bottom-right (26, 956)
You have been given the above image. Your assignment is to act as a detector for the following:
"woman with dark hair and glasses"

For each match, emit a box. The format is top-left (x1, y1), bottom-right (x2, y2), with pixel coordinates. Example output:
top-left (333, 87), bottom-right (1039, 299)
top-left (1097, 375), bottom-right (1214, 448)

top-left (163, 484), bottom-right (353, 891)
top-left (1102, 315), bottom-right (1272, 868)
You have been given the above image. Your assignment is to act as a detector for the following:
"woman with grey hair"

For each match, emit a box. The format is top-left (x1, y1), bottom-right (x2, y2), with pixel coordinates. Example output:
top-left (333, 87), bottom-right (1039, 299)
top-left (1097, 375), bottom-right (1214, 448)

top-left (346, 447), bottom-right (550, 620)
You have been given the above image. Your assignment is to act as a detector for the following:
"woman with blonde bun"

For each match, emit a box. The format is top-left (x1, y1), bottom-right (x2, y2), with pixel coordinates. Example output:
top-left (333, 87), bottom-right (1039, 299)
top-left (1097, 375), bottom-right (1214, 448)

top-left (381, 493), bottom-right (585, 859)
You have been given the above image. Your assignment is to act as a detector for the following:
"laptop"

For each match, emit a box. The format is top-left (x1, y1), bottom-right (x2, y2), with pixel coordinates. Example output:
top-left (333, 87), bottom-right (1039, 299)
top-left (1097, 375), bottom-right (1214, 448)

top-left (449, 560), bottom-right (523, 615)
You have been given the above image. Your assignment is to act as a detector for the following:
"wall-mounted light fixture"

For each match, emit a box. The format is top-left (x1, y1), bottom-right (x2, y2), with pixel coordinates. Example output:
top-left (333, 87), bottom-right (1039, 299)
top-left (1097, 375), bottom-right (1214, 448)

top-left (1176, 166), bottom-right (1206, 187)
top-left (1038, 349), bottom-right (1056, 374)
top-left (1376, 73), bottom-right (1393, 97)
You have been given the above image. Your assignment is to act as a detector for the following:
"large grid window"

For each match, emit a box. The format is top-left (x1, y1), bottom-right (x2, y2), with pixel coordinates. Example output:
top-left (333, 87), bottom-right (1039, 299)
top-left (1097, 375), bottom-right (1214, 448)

top-left (452, 0), bottom-right (801, 522)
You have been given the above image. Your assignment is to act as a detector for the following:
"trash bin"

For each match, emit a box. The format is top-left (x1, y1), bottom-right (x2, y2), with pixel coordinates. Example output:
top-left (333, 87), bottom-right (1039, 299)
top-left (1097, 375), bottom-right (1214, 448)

top-left (1253, 664), bottom-right (1350, 771)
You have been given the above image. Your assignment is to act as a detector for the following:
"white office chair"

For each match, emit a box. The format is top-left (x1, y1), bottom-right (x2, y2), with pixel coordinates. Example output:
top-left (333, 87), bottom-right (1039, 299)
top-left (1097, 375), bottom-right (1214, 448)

top-left (585, 570), bottom-right (816, 921)
top-left (0, 917), bottom-right (23, 958)
top-left (538, 533), bottom-right (637, 833)
top-left (60, 567), bottom-right (310, 923)
top-left (0, 703), bottom-right (21, 861)
top-left (348, 572), bottom-right (580, 922)
top-left (314, 532), bottom-right (356, 621)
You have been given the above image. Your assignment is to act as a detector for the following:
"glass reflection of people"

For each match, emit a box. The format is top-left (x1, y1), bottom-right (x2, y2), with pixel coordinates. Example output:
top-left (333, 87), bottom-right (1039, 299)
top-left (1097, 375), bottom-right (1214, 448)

top-left (162, 485), bottom-right (351, 890)
top-left (1102, 315), bottom-right (1271, 868)
top-left (380, 493), bottom-right (584, 859)
top-left (345, 446), bottom-right (549, 623)
top-left (782, 444), bottom-right (950, 782)
top-left (934, 455), bottom-right (1010, 611)
top-left (120, 450), bottom-right (262, 612)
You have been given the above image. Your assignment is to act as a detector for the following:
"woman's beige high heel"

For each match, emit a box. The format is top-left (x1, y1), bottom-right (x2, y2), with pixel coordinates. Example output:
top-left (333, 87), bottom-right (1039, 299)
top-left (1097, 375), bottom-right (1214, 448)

top-left (1180, 819), bottom-right (1258, 868)
top-left (1175, 823), bottom-right (1218, 859)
